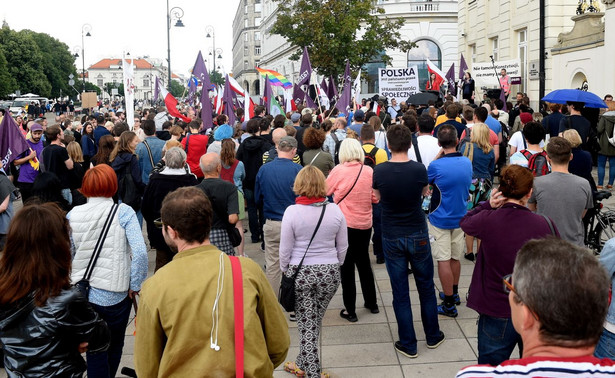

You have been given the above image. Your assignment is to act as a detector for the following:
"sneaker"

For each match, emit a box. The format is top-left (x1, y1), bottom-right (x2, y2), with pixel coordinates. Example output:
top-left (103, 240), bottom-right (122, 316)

top-left (394, 341), bottom-right (418, 358)
top-left (437, 303), bottom-right (458, 318)
top-left (438, 292), bottom-right (461, 305)
top-left (289, 313), bottom-right (296, 322)
top-left (426, 331), bottom-right (446, 349)
top-left (464, 252), bottom-right (475, 262)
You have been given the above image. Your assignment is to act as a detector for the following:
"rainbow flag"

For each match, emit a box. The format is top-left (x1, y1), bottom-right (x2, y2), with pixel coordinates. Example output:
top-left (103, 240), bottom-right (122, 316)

top-left (256, 67), bottom-right (292, 89)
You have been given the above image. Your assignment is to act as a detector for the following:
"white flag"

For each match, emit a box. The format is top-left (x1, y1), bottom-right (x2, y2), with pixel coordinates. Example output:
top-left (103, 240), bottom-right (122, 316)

top-left (122, 56), bottom-right (135, 130)
top-left (352, 69), bottom-right (362, 107)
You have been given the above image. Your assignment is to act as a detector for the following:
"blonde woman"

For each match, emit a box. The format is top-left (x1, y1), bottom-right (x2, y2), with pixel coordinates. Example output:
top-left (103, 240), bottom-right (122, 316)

top-left (110, 131), bottom-right (145, 214)
top-left (458, 123), bottom-right (495, 260)
top-left (369, 116), bottom-right (388, 151)
top-left (66, 141), bottom-right (87, 206)
top-left (280, 166), bottom-right (347, 378)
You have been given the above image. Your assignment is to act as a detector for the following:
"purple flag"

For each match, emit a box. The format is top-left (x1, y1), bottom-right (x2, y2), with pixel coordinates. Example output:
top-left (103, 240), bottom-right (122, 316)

top-left (200, 85), bottom-right (214, 130)
top-left (320, 78), bottom-right (329, 100)
top-left (0, 115), bottom-right (30, 171)
top-left (328, 75), bottom-right (338, 102)
top-left (263, 75), bottom-right (273, 114)
top-left (222, 75), bottom-right (236, 125)
top-left (192, 51), bottom-right (213, 93)
top-left (335, 62), bottom-right (352, 113)
top-left (293, 83), bottom-right (305, 106)
top-left (459, 53), bottom-right (469, 80)
top-left (499, 89), bottom-right (508, 112)
top-left (297, 46), bottom-right (312, 87)
top-left (304, 88), bottom-right (317, 109)
top-left (187, 78), bottom-right (197, 106)
top-left (154, 76), bottom-right (161, 103)
top-left (445, 63), bottom-right (456, 95)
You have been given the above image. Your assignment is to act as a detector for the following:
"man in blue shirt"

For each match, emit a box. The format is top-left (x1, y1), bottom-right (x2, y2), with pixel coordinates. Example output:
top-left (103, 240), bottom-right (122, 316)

top-left (428, 124), bottom-right (472, 318)
top-left (93, 115), bottom-right (110, 146)
top-left (349, 109), bottom-right (365, 137)
top-left (255, 136), bottom-right (302, 295)
top-left (136, 119), bottom-right (165, 185)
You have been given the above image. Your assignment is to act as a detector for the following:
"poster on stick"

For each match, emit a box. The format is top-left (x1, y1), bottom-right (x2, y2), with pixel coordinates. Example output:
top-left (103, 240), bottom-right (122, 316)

top-left (471, 59), bottom-right (521, 88)
top-left (378, 67), bottom-right (420, 103)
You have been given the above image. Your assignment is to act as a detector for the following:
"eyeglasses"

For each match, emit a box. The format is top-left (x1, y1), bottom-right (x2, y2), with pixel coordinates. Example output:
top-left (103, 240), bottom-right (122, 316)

top-left (502, 274), bottom-right (539, 320)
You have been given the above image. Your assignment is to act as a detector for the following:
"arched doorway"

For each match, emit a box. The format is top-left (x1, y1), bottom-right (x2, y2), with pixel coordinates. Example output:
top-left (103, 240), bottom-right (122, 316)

top-left (244, 80), bottom-right (250, 93)
top-left (571, 71), bottom-right (588, 91)
top-left (407, 39), bottom-right (442, 90)
top-left (253, 80), bottom-right (260, 96)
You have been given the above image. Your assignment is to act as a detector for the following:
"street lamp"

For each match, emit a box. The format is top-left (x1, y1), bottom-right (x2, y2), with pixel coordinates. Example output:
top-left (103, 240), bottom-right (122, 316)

top-left (81, 24), bottom-right (92, 94)
top-left (206, 25), bottom-right (223, 74)
top-left (167, 0), bottom-right (185, 91)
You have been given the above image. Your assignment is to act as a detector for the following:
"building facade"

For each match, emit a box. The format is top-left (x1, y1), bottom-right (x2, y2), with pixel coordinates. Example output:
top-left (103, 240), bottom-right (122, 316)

top-left (86, 58), bottom-right (175, 101)
top-left (232, 0), bottom-right (263, 95)
top-left (234, 0), bottom-right (458, 98)
top-left (458, 0), bottom-right (579, 106)
top-left (551, 1), bottom-right (614, 99)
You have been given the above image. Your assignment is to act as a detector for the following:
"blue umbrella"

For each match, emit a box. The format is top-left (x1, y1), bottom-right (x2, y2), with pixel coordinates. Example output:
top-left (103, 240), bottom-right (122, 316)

top-left (542, 89), bottom-right (607, 108)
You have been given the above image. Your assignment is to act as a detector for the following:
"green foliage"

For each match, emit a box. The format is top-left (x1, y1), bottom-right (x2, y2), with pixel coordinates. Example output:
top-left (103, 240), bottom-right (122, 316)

top-left (210, 70), bottom-right (225, 86)
top-left (75, 80), bottom-right (101, 96)
top-left (271, 0), bottom-right (415, 79)
top-left (103, 82), bottom-right (124, 97)
top-left (0, 25), bottom-right (79, 99)
top-left (169, 80), bottom-right (184, 98)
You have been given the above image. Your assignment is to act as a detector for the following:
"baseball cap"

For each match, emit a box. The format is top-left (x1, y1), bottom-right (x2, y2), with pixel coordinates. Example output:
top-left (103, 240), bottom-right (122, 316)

top-left (354, 109), bottom-right (365, 121)
top-left (290, 113), bottom-right (301, 123)
top-left (30, 124), bottom-right (43, 132)
top-left (519, 112), bottom-right (533, 124)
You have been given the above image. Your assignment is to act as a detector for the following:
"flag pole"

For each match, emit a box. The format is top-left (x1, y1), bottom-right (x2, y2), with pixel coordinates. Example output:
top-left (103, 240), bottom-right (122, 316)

top-left (325, 72), bottom-right (347, 119)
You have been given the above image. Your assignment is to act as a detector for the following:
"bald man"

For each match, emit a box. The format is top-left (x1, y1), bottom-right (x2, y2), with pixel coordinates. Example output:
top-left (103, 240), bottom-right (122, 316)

top-left (195, 153), bottom-right (239, 255)
top-left (262, 128), bottom-right (301, 164)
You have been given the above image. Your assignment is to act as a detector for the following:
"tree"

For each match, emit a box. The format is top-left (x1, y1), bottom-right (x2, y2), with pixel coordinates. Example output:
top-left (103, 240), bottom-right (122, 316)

top-left (0, 49), bottom-right (17, 97)
top-left (210, 70), bottom-right (225, 87)
top-left (103, 82), bottom-right (124, 97)
top-left (75, 80), bottom-right (101, 96)
top-left (271, 0), bottom-right (414, 79)
top-left (29, 31), bottom-right (78, 99)
top-left (169, 80), bottom-right (184, 98)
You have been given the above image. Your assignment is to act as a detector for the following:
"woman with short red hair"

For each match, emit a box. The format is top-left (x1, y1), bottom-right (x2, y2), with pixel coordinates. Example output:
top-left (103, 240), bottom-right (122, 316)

top-left (67, 164), bottom-right (148, 378)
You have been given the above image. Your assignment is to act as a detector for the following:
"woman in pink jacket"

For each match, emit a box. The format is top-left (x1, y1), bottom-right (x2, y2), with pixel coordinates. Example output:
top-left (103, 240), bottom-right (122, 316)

top-left (326, 138), bottom-right (379, 322)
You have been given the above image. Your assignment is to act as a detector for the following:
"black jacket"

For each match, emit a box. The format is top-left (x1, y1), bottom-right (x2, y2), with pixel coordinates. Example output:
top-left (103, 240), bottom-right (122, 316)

top-left (0, 288), bottom-right (110, 377)
top-left (236, 136), bottom-right (272, 190)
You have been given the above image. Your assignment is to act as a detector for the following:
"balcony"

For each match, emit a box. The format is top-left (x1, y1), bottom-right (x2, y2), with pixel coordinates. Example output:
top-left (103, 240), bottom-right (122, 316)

top-left (376, 0), bottom-right (458, 14)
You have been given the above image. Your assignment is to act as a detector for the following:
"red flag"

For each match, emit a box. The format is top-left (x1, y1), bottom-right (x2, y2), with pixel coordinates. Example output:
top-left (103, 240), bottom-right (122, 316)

top-left (159, 86), bottom-right (191, 123)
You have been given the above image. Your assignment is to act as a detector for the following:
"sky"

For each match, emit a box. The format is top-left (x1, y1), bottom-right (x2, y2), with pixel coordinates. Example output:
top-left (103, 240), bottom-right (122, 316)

top-left (1, 0), bottom-right (240, 78)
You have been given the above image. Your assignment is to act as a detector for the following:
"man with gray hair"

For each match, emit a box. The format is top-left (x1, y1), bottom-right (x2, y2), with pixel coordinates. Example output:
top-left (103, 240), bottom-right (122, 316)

top-left (142, 146), bottom-right (199, 270)
top-left (255, 136), bottom-right (302, 303)
top-left (456, 238), bottom-right (615, 377)
top-left (196, 152), bottom-right (240, 256)
top-left (263, 128), bottom-right (301, 164)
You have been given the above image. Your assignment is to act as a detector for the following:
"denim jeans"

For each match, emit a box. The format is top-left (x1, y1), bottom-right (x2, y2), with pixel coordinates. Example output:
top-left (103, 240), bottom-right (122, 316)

top-left (244, 188), bottom-right (263, 242)
top-left (61, 188), bottom-right (72, 205)
top-left (87, 296), bottom-right (132, 378)
top-left (595, 328), bottom-right (615, 359)
top-left (383, 229), bottom-right (440, 353)
top-left (598, 154), bottom-right (615, 186)
top-left (477, 314), bottom-right (522, 366)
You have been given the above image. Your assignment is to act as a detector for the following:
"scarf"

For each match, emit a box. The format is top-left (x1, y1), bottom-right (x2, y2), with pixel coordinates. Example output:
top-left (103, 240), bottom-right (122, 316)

top-left (295, 196), bottom-right (327, 205)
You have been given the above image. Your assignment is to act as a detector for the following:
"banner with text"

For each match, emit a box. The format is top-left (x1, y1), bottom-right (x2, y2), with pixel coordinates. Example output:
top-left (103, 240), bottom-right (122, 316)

top-left (378, 67), bottom-right (420, 103)
top-left (471, 59), bottom-right (521, 88)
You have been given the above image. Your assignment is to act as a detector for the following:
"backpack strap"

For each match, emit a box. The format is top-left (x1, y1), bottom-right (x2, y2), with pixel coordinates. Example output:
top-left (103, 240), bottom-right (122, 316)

top-left (520, 149), bottom-right (533, 160)
top-left (142, 140), bottom-right (155, 168)
top-left (412, 135), bottom-right (422, 163)
top-left (229, 256), bottom-right (244, 378)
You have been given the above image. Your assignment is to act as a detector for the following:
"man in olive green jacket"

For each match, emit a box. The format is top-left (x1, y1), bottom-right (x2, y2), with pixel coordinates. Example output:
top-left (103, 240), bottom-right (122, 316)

top-left (135, 187), bottom-right (289, 377)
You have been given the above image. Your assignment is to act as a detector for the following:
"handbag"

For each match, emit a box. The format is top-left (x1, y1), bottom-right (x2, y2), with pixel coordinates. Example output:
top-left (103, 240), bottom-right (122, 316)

top-left (227, 225), bottom-right (242, 247)
top-left (75, 204), bottom-right (119, 299)
top-left (118, 165), bottom-right (141, 211)
top-left (335, 164), bottom-right (363, 205)
top-left (278, 205), bottom-right (327, 312)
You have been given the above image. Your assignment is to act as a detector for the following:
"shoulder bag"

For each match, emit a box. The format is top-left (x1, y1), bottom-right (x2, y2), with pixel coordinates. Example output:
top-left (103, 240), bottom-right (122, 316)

top-left (278, 205), bottom-right (327, 312)
top-left (229, 256), bottom-right (244, 378)
top-left (142, 140), bottom-right (155, 168)
top-left (75, 204), bottom-right (119, 299)
top-left (335, 164), bottom-right (364, 205)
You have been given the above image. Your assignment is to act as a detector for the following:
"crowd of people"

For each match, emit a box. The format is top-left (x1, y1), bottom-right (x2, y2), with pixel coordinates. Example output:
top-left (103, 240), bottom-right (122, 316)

top-left (1, 90), bottom-right (615, 377)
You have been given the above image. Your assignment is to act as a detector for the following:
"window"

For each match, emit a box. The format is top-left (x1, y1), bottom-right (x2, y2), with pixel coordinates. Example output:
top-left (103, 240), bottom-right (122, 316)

top-left (363, 50), bottom-right (386, 93)
top-left (244, 46), bottom-right (249, 55)
top-left (244, 19), bottom-right (248, 27)
top-left (491, 37), bottom-right (499, 61)
top-left (244, 5), bottom-right (247, 14)
top-left (244, 60), bottom-right (249, 69)
top-left (254, 31), bottom-right (260, 41)
top-left (254, 17), bottom-right (262, 25)
top-left (255, 60), bottom-right (260, 67)
top-left (518, 29), bottom-right (527, 92)
top-left (112, 79), bottom-right (117, 84)
top-left (406, 39), bottom-right (442, 90)
top-left (255, 3), bottom-right (262, 12)
top-left (244, 32), bottom-right (248, 42)
top-left (97, 79), bottom-right (103, 87)
top-left (470, 44), bottom-right (477, 63)
top-left (143, 79), bottom-right (149, 87)
top-left (255, 46), bottom-right (261, 55)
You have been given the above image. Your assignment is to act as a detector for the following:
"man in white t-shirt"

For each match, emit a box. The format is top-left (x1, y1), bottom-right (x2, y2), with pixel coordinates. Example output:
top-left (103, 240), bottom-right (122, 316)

top-left (408, 114), bottom-right (440, 169)
top-left (508, 112), bottom-right (544, 155)
top-left (509, 121), bottom-right (546, 167)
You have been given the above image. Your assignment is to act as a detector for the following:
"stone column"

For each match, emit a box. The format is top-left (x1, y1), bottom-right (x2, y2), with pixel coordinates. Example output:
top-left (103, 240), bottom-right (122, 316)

top-left (603, 0), bottom-right (615, 95)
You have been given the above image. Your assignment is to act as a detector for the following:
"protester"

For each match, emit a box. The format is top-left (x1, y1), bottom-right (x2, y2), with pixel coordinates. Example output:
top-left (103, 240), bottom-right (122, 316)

top-left (110, 131), bottom-right (145, 215)
top-left (142, 147), bottom-right (198, 271)
top-left (559, 101), bottom-right (591, 150)
top-left (597, 238), bottom-right (615, 359)
top-left (29, 171), bottom-right (70, 211)
top-left (563, 129), bottom-right (597, 192)
top-left (13, 123), bottom-right (44, 202)
top-left (41, 125), bottom-right (74, 205)
top-left (136, 119), bottom-right (165, 185)
top-left (255, 136), bottom-right (302, 298)
top-left (0, 202), bottom-right (110, 377)
top-left (66, 141), bottom-right (87, 206)
top-left (456, 238), bottom-right (615, 377)
top-left (135, 187), bottom-right (289, 377)
top-left (597, 100), bottom-right (615, 189)
top-left (196, 153), bottom-right (240, 256)
top-left (428, 124), bottom-right (472, 317)
top-left (460, 165), bottom-right (559, 365)
top-left (508, 121), bottom-right (547, 168)
top-left (280, 166), bottom-right (348, 378)
top-left (91, 135), bottom-right (115, 167)
top-left (81, 121), bottom-right (96, 167)
top-left (373, 124), bottom-right (445, 358)
top-left (181, 120), bottom-right (209, 181)
top-left (528, 137), bottom-right (592, 246)
top-left (302, 127), bottom-right (335, 176)
top-left (220, 139), bottom-right (247, 256)
top-left (0, 168), bottom-right (16, 250)
top-left (68, 164), bottom-right (148, 378)
top-left (323, 117), bottom-right (347, 161)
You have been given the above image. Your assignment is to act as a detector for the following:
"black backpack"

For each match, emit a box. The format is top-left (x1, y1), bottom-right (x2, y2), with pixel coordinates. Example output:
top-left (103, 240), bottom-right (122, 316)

top-left (331, 133), bottom-right (343, 165)
top-left (363, 144), bottom-right (379, 168)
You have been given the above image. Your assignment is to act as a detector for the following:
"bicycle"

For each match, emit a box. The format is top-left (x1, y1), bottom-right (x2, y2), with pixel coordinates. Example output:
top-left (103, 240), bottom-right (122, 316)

top-left (585, 190), bottom-right (615, 254)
